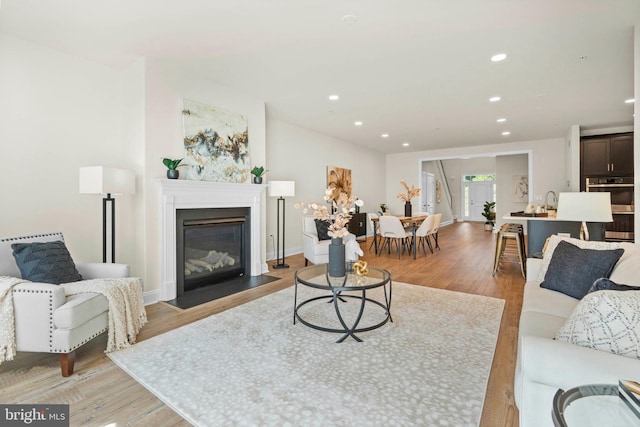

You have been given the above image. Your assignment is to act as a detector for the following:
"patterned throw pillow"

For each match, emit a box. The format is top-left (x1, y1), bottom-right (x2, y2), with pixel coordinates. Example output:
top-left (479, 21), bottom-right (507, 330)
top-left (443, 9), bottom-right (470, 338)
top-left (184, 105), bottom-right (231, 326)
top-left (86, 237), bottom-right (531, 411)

top-left (314, 219), bottom-right (332, 241)
top-left (536, 235), bottom-right (622, 282)
top-left (540, 241), bottom-right (624, 299)
top-left (11, 240), bottom-right (83, 284)
top-left (555, 290), bottom-right (640, 359)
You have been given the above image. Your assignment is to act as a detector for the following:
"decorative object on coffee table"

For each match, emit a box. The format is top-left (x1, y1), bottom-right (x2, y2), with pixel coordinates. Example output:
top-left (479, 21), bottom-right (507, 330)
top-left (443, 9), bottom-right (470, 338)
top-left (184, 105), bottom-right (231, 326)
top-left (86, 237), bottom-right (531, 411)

top-left (328, 237), bottom-right (346, 277)
top-left (296, 185), bottom-right (362, 277)
top-left (162, 158), bottom-right (183, 179)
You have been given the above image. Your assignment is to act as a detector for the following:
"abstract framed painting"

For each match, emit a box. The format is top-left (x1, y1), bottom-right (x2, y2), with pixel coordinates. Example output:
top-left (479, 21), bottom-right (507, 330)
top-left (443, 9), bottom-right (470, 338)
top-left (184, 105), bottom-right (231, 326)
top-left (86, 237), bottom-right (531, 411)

top-left (181, 99), bottom-right (250, 183)
top-left (327, 165), bottom-right (352, 200)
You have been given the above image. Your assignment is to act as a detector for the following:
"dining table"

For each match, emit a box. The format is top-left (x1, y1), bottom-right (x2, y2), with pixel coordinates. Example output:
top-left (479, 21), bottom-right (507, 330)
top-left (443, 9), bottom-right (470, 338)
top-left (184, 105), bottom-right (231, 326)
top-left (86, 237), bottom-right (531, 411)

top-left (371, 214), bottom-right (428, 259)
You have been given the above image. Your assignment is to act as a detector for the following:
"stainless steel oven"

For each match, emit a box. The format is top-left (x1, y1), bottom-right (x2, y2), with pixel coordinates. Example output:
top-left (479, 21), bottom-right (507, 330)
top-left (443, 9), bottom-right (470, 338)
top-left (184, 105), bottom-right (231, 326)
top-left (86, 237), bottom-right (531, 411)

top-left (586, 177), bottom-right (634, 241)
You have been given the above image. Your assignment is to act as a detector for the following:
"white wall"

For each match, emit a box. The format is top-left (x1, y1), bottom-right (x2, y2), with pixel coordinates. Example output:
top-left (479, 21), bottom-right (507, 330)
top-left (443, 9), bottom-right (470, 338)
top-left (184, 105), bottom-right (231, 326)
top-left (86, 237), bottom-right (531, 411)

top-left (495, 154), bottom-right (529, 230)
top-left (0, 33), bottom-right (139, 267)
top-left (265, 116), bottom-right (386, 260)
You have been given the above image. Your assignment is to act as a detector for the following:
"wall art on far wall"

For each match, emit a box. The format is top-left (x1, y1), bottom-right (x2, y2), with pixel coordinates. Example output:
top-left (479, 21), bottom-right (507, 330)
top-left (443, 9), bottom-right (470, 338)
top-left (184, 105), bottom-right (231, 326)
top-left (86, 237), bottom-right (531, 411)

top-left (181, 99), bottom-right (250, 183)
top-left (513, 174), bottom-right (529, 202)
top-left (327, 165), bottom-right (352, 200)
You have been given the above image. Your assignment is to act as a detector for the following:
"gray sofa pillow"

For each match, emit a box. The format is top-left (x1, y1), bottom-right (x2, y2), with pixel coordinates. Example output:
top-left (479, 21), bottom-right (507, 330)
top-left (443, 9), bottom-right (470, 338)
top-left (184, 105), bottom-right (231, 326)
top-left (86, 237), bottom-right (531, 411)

top-left (588, 277), bottom-right (639, 294)
top-left (11, 240), bottom-right (83, 284)
top-left (540, 240), bottom-right (624, 299)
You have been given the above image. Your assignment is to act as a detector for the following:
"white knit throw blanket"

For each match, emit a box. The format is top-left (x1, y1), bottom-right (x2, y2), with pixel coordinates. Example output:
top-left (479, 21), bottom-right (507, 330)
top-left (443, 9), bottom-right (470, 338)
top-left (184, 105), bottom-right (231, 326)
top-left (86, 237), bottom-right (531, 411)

top-left (0, 276), bottom-right (28, 363)
top-left (0, 276), bottom-right (147, 364)
top-left (62, 278), bottom-right (147, 353)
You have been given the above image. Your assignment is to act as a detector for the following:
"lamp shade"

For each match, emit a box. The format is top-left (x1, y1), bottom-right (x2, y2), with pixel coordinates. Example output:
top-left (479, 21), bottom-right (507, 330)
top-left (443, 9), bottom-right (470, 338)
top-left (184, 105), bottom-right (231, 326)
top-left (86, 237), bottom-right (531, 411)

top-left (79, 166), bottom-right (136, 195)
top-left (556, 192), bottom-right (613, 222)
top-left (269, 181), bottom-right (295, 198)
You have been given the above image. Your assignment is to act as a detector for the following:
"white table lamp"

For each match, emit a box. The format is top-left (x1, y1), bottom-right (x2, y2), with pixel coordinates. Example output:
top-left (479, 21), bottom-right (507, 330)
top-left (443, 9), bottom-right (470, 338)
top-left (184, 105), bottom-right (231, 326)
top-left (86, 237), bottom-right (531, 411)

top-left (556, 192), bottom-right (613, 241)
top-left (269, 181), bottom-right (295, 269)
top-left (79, 166), bottom-right (136, 262)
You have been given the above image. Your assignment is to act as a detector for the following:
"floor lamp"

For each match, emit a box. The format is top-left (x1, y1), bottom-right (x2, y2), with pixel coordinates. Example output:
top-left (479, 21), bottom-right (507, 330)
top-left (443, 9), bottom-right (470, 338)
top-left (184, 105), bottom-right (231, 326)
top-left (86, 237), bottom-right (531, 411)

top-left (270, 180), bottom-right (295, 269)
top-left (79, 166), bottom-right (136, 263)
top-left (556, 192), bottom-right (613, 241)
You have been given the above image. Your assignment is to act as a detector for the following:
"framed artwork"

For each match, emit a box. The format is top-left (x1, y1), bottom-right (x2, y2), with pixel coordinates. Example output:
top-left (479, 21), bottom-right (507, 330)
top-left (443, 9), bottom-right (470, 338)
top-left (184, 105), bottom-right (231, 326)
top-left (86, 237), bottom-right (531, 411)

top-left (327, 165), bottom-right (352, 200)
top-left (181, 99), bottom-right (250, 183)
top-left (513, 175), bottom-right (529, 202)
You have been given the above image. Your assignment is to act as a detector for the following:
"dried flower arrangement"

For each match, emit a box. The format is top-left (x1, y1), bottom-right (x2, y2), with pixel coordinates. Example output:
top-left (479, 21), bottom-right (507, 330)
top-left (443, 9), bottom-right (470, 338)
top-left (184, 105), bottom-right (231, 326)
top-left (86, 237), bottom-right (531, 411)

top-left (396, 180), bottom-right (421, 202)
top-left (296, 187), bottom-right (359, 238)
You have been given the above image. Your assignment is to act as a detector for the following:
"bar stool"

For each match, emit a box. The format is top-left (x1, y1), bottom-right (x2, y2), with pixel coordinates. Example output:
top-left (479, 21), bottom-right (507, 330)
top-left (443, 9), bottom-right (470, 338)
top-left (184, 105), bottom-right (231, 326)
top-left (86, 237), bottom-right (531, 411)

top-left (493, 223), bottom-right (526, 278)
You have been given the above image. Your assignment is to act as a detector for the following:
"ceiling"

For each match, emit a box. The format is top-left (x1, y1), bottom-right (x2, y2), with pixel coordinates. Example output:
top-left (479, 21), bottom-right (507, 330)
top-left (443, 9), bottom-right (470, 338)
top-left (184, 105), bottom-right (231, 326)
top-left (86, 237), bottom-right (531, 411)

top-left (1, 0), bottom-right (637, 154)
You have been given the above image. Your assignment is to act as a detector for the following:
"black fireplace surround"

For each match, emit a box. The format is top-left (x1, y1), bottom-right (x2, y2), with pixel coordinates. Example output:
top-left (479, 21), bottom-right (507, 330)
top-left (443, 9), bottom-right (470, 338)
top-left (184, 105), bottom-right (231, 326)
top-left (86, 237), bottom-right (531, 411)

top-left (176, 207), bottom-right (251, 296)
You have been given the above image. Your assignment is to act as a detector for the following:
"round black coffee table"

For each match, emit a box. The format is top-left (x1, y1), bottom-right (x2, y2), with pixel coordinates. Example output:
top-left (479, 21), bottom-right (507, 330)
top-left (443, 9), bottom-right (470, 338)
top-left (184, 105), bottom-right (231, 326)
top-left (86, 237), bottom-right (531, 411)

top-left (293, 264), bottom-right (392, 343)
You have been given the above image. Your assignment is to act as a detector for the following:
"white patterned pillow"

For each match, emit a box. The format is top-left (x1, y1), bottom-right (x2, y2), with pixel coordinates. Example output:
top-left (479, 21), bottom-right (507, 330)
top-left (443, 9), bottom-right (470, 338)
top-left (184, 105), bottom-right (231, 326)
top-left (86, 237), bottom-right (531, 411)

top-left (536, 235), bottom-right (621, 282)
top-left (555, 290), bottom-right (640, 359)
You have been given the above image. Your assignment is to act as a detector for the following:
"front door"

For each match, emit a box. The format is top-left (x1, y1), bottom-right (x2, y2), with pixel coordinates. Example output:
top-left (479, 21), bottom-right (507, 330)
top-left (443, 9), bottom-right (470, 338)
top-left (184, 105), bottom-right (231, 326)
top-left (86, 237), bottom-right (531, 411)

top-left (464, 180), bottom-right (494, 222)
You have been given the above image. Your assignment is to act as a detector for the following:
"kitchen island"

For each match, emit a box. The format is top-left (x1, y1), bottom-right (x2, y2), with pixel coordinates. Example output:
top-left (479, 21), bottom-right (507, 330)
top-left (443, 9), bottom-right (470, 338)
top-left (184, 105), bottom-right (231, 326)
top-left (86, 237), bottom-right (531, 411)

top-left (502, 215), bottom-right (606, 257)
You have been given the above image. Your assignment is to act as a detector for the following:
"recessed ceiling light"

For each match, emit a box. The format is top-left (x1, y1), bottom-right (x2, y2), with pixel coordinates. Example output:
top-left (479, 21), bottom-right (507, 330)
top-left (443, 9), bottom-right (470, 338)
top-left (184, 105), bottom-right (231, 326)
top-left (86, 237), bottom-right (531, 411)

top-left (491, 53), bottom-right (507, 62)
top-left (489, 96), bottom-right (501, 102)
top-left (402, 142), bottom-right (410, 147)
top-left (381, 133), bottom-right (389, 138)
top-left (496, 118), bottom-right (506, 123)
top-left (502, 131), bottom-right (511, 136)
top-left (354, 121), bottom-right (363, 126)
top-left (625, 98), bottom-right (635, 104)
top-left (328, 94), bottom-right (339, 101)
top-left (342, 15), bottom-right (357, 25)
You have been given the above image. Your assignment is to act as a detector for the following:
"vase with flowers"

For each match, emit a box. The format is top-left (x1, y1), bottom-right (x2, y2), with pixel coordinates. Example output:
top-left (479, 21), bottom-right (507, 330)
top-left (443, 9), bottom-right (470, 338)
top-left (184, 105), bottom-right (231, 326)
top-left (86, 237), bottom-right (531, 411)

top-left (397, 180), bottom-right (421, 217)
top-left (296, 187), bottom-right (359, 277)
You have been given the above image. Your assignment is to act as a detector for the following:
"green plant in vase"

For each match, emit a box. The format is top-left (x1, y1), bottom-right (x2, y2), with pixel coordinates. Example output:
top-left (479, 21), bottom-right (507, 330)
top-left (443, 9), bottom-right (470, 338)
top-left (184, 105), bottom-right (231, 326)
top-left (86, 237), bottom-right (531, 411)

top-left (482, 201), bottom-right (496, 231)
top-left (250, 166), bottom-right (267, 184)
top-left (163, 158), bottom-right (183, 179)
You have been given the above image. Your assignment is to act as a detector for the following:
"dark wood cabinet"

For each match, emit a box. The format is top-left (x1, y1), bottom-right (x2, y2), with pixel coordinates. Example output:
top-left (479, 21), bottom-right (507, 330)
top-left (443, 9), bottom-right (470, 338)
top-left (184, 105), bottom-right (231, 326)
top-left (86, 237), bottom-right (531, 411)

top-left (347, 213), bottom-right (367, 240)
top-left (581, 133), bottom-right (634, 181)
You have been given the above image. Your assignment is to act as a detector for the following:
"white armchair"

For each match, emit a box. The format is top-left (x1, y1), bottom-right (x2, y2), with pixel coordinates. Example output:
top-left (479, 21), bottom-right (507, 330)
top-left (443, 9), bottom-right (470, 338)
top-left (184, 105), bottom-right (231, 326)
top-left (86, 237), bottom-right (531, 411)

top-left (0, 232), bottom-right (130, 376)
top-left (302, 216), bottom-right (359, 266)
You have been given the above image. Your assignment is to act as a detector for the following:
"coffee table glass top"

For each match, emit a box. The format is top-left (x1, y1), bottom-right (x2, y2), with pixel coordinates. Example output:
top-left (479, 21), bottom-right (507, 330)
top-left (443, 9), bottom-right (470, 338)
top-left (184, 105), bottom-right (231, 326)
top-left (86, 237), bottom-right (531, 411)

top-left (552, 384), bottom-right (639, 427)
top-left (295, 263), bottom-right (391, 290)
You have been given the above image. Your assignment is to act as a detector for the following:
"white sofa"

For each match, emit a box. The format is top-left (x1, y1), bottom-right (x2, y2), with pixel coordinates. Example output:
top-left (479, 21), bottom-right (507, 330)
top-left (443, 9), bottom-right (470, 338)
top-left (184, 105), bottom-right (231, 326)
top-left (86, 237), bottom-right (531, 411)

top-left (515, 239), bottom-right (640, 427)
top-left (0, 232), bottom-right (130, 376)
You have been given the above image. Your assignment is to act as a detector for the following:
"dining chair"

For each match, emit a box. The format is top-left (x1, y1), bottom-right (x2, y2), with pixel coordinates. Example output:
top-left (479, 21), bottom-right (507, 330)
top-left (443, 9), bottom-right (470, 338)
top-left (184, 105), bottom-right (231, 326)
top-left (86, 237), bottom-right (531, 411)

top-left (378, 216), bottom-right (410, 258)
top-left (428, 213), bottom-right (442, 250)
top-left (413, 215), bottom-right (435, 256)
top-left (367, 212), bottom-right (381, 252)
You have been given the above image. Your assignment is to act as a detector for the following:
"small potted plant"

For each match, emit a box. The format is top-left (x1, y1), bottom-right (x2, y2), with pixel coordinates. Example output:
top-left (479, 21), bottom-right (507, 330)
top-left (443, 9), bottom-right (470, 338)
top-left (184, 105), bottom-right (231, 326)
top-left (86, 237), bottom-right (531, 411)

top-left (250, 166), bottom-right (267, 184)
top-left (378, 203), bottom-right (389, 216)
top-left (163, 158), bottom-right (183, 179)
top-left (482, 201), bottom-right (496, 231)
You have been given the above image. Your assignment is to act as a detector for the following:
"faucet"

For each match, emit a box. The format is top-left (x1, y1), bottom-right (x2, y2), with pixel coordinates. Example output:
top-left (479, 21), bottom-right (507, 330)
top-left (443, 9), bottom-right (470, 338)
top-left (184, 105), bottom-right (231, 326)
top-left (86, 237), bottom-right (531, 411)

top-left (545, 191), bottom-right (557, 210)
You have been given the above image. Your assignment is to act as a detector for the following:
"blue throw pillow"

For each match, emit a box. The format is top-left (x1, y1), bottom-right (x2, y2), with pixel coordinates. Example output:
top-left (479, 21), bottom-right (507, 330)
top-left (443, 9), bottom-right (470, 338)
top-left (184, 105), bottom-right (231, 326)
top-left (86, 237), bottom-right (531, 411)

top-left (540, 240), bottom-right (624, 299)
top-left (11, 240), bottom-right (83, 284)
top-left (314, 219), bottom-right (332, 241)
top-left (587, 277), bottom-right (639, 294)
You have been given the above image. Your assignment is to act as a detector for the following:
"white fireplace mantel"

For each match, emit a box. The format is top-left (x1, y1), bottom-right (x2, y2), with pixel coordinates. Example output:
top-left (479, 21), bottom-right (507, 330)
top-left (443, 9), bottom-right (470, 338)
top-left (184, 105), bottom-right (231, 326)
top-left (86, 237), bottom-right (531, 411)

top-left (155, 179), bottom-right (266, 301)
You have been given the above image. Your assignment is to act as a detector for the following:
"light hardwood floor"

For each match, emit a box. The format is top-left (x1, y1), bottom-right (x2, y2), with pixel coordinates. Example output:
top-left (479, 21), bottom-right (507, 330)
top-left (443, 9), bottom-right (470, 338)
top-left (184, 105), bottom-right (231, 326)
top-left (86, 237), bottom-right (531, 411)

top-left (0, 221), bottom-right (523, 427)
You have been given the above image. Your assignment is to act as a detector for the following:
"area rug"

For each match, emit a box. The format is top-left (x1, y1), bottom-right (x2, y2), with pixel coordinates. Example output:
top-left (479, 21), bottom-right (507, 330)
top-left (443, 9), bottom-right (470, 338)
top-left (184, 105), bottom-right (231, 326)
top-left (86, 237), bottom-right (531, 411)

top-left (108, 282), bottom-right (505, 426)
